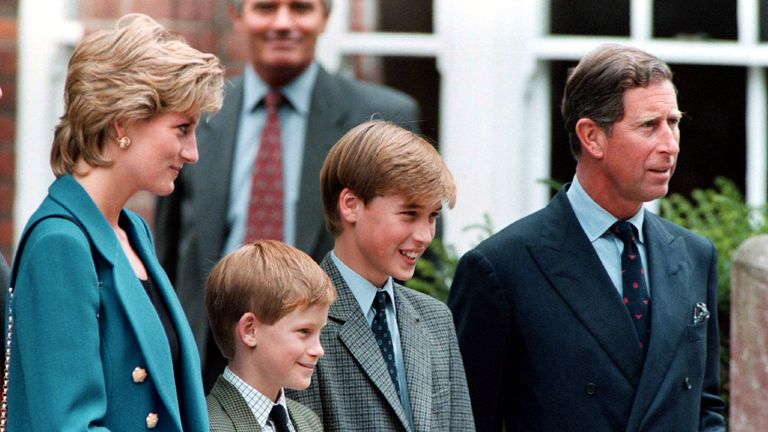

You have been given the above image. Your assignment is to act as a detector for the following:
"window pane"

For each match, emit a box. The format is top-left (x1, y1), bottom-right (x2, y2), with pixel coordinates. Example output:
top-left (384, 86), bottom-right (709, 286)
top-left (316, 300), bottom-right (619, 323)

top-left (349, 0), bottom-right (433, 34)
top-left (654, 0), bottom-right (737, 40)
top-left (338, 55), bottom-right (440, 143)
top-left (761, 0), bottom-right (768, 42)
top-left (550, 0), bottom-right (629, 36)
top-left (670, 65), bottom-right (745, 195)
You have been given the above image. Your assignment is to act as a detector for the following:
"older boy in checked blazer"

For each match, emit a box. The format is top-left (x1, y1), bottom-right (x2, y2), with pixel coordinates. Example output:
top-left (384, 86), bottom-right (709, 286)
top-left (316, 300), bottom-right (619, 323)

top-left (286, 120), bottom-right (475, 431)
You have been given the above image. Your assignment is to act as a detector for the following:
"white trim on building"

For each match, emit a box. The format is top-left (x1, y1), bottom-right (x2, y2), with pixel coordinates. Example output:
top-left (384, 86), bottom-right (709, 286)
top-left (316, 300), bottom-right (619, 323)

top-left (15, 0), bottom-right (82, 242)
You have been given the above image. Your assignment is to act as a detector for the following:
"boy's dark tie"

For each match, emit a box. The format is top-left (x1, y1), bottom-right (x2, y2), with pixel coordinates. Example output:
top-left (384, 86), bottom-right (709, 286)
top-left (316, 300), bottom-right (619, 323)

top-left (371, 290), bottom-right (401, 397)
top-left (269, 404), bottom-right (291, 432)
top-left (610, 220), bottom-right (651, 356)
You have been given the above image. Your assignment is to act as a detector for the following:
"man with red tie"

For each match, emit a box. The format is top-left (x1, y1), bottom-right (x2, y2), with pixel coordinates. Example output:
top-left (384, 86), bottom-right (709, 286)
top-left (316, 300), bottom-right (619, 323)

top-left (154, 0), bottom-right (419, 392)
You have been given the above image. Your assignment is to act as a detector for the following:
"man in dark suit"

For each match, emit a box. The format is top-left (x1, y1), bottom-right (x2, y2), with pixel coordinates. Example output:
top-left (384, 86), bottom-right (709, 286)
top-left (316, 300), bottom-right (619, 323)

top-left (154, 0), bottom-right (419, 391)
top-left (448, 44), bottom-right (726, 432)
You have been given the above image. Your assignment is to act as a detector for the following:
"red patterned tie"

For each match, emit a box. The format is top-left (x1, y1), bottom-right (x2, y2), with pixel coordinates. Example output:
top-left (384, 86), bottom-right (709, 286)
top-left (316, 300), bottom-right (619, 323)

top-left (611, 221), bottom-right (651, 356)
top-left (245, 90), bottom-right (284, 243)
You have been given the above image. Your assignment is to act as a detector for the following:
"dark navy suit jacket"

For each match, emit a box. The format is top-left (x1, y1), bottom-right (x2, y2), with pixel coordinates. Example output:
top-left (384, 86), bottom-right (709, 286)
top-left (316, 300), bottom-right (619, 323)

top-left (448, 188), bottom-right (726, 432)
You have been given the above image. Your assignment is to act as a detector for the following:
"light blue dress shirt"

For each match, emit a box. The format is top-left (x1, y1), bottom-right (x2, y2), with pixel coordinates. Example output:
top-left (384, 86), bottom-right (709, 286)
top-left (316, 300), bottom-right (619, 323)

top-left (566, 175), bottom-right (651, 296)
top-left (330, 251), bottom-right (415, 431)
top-left (223, 63), bottom-right (320, 255)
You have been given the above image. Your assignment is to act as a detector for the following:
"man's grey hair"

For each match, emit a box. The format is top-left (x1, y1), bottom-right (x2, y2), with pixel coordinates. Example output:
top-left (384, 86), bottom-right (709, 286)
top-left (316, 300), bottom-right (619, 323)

top-left (229, 0), bottom-right (332, 15)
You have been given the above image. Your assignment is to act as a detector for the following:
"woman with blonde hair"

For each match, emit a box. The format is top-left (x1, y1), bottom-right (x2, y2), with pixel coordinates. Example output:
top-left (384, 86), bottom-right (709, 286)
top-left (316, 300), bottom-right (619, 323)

top-left (3, 14), bottom-right (223, 431)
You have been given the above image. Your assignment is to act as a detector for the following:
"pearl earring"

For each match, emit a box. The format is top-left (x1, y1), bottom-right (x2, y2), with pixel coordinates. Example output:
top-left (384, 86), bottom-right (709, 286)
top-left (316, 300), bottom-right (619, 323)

top-left (117, 136), bottom-right (131, 149)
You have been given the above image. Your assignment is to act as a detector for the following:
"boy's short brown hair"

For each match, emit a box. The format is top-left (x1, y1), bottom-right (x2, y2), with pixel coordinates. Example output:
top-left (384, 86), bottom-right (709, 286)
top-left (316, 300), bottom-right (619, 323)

top-left (320, 120), bottom-right (457, 235)
top-left (205, 240), bottom-right (336, 360)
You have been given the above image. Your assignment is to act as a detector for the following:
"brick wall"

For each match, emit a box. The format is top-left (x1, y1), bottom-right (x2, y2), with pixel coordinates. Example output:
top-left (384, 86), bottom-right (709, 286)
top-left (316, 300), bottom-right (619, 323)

top-left (0, 1), bottom-right (17, 263)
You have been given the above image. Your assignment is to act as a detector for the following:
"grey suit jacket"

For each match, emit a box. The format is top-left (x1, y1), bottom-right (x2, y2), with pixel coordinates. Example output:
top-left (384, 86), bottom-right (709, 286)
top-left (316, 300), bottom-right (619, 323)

top-left (448, 188), bottom-right (726, 432)
top-left (154, 66), bottom-right (419, 366)
top-left (207, 376), bottom-right (322, 432)
top-left (286, 256), bottom-right (475, 432)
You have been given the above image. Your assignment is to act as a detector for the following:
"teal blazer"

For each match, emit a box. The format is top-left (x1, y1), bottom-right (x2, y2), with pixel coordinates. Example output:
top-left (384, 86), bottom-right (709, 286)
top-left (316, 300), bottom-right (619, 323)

top-left (5, 175), bottom-right (208, 431)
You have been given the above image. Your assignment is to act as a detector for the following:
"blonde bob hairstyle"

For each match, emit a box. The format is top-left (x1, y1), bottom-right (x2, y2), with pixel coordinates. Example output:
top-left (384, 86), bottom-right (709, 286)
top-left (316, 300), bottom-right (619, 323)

top-left (206, 240), bottom-right (336, 360)
top-left (321, 120), bottom-right (457, 236)
top-left (51, 13), bottom-right (224, 176)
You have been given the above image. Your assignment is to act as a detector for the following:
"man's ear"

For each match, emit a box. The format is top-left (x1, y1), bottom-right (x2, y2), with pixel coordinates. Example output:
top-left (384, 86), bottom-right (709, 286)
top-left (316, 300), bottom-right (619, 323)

top-left (237, 312), bottom-right (260, 348)
top-left (575, 118), bottom-right (606, 159)
top-left (338, 188), bottom-right (361, 225)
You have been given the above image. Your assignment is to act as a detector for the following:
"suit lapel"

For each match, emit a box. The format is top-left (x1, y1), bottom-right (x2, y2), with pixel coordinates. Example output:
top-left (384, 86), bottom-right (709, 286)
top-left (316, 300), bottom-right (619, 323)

top-left (114, 216), bottom-right (183, 430)
top-left (295, 69), bottom-right (349, 255)
top-left (626, 213), bottom-right (690, 430)
top-left (212, 377), bottom-right (263, 431)
top-left (125, 213), bottom-right (208, 428)
top-left (194, 77), bottom-right (243, 264)
top-left (394, 288), bottom-right (433, 432)
top-left (528, 190), bottom-right (645, 386)
top-left (287, 400), bottom-right (314, 432)
top-left (321, 257), bottom-right (411, 430)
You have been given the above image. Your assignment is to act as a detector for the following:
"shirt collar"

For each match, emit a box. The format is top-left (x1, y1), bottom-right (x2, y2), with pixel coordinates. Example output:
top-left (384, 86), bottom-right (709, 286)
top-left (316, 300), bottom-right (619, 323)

top-left (567, 175), bottom-right (646, 244)
top-left (242, 62), bottom-right (319, 115)
top-left (222, 366), bottom-right (289, 429)
top-left (330, 250), bottom-right (396, 316)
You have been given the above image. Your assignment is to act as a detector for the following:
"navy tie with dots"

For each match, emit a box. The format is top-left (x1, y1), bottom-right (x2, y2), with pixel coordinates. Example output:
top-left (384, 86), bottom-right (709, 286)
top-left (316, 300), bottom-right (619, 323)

top-left (269, 404), bottom-right (291, 432)
top-left (611, 221), bottom-right (651, 356)
top-left (371, 290), bottom-right (400, 397)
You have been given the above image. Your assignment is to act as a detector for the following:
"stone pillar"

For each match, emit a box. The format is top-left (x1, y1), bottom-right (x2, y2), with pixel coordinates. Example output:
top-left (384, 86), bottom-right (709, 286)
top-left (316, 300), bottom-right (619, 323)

top-left (730, 234), bottom-right (768, 431)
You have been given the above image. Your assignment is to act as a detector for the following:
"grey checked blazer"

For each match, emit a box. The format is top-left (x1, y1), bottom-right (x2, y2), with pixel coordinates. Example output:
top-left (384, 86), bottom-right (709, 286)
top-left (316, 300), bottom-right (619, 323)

top-left (207, 376), bottom-right (323, 432)
top-left (286, 255), bottom-right (475, 432)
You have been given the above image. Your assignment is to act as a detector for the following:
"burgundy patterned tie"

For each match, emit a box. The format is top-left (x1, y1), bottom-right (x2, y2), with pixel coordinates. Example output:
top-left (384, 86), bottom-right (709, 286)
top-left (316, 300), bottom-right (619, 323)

top-left (245, 90), bottom-right (284, 243)
top-left (610, 221), bottom-right (651, 356)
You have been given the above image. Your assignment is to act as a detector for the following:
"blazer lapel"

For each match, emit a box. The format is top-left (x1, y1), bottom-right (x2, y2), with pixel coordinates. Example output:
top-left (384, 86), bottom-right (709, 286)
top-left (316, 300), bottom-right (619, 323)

top-left (287, 400), bottom-right (315, 432)
top-left (295, 69), bottom-right (349, 255)
top-left (528, 190), bottom-right (645, 386)
top-left (125, 212), bottom-right (208, 429)
top-left (321, 257), bottom-right (411, 430)
top-left (626, 213), bottom-right (691, 430)
top-left (394, 288), bottom-right (433, 432)
top-left (115, 216), bottom-right (183, 430)
top-left (212, 377), bottom-right (263, 431)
